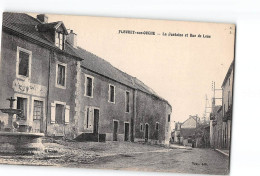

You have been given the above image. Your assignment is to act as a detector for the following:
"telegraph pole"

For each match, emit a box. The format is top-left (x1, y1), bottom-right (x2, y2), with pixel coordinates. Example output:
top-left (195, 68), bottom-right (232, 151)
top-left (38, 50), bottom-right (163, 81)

top-left (211, 81), bottom-right (222, 106)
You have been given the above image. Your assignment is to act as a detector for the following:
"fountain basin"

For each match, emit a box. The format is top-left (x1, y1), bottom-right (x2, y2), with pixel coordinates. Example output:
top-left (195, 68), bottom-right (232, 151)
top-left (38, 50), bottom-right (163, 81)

top-left (0, 131), bottom-right (45, 155)
top-left (0, 109), bottom-right (21, 114)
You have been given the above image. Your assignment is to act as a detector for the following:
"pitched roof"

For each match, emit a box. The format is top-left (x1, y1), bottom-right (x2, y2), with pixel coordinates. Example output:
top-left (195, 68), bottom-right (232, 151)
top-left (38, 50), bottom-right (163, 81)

top-left (2, 12), bottom-right (81, 60)
top-left (37, 21), bottom-right (68, 35)
top-left (76, 47), bottom-right (171, 107)
top-left (181, 115), bottom-right (198, 126)
top-left (222, 60), bottom-right (234, 87)
top-left (2, 12), bottom-right (171, 108)
top-left (76, 47), bottom-right (134, 88)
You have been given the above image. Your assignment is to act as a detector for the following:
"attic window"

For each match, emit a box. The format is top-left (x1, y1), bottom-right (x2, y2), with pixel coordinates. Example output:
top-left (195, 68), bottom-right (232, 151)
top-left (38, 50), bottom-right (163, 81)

top-left (55, 32), bottom-right (64, 50)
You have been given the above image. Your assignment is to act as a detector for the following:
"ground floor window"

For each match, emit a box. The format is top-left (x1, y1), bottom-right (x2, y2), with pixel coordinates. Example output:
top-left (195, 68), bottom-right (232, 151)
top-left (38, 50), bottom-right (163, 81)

top-left (17, 97), bottom-right (27, 119)
top-left (51, 101), bottom-right (70, 125)
top-left (156, 122), bottom-right (159, 130)
top-left (55, 104), bottom-right (65, 124)
top-left (140, 123), bottom-right (143, 131)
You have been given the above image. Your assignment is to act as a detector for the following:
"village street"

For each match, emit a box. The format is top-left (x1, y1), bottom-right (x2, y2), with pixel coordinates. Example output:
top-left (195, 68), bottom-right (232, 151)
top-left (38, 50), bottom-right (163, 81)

top-left (0, 141), bottom-right (229, 175)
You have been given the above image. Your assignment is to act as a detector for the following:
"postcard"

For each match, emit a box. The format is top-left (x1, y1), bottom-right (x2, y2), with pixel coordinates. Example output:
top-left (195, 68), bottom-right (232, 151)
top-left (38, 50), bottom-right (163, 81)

top-left (0, 12), bottom-right (235, 175)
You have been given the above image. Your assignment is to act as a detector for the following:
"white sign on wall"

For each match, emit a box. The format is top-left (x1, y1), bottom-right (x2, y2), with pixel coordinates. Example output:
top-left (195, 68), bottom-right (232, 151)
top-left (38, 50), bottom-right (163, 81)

top-left (12, 79), bottom-right (47, 97)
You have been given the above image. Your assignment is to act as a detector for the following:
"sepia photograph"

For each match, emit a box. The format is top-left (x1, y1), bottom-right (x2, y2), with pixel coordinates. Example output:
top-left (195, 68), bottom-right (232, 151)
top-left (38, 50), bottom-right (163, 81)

top-left (0, 12), bottom-right (235, 175)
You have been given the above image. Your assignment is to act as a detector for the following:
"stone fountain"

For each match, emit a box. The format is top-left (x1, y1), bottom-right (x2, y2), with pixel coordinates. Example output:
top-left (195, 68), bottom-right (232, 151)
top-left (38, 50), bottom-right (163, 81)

top-left (0, 97), bottom-right (45, 155)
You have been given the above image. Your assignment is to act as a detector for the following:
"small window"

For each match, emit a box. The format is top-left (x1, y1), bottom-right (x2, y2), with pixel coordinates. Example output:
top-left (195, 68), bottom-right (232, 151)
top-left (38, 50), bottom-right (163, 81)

top-left (168, 114), bottom-right (171, 122)
top-left (55, 104), bottom-right (65, 124)
top-left (56, 62), bottom-right (66, 88)
top-left (17, 97), bottom-right (28, 120)
top-left (17, 47), bottom-right (32, 79)
top-left (33, 100), bottom-right (43, 120)
top-left (125, 91), bottom-right (130, 113)
top-left (156, 122), bottom-right (159, 130)
top-left (140, 124), bottom-right (143, 131)
top-left (85, 75), bottom-right (93, 97)
top-left (109, 84), bottom-right (115, 103)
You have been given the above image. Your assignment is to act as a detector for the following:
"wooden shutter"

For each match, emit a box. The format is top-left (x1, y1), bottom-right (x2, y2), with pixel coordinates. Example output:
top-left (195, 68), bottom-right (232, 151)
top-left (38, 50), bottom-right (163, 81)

top-left (65, 105), bottom-right (70, 124)
top-left (51, 103), bottom-right (55, 124)
top-left (55, 32), bottom-right (59, 47)
top-left (84, 107), bottom-right (89, 130)
top-left (88, 107), bottom-right (94, 132)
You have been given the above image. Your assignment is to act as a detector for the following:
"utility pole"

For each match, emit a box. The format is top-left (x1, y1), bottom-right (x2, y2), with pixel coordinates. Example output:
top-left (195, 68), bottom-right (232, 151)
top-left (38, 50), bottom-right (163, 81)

top-left (211, 81), bottom-right (222, 107)
top-left (203, 94), bottom-right (211, 123)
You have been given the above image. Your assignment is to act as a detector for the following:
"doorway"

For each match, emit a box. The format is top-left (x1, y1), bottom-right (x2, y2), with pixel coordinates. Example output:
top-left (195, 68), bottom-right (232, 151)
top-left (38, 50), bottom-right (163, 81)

top-left (124, 122), bottom-right (130, 141)
top-left (145, 124), bottom-right (149, 142)
top-left (113, 120), bottom-right (119, 141)
top-left (33, 100), bottom-right (44, 133)
top-left (93, 109), bottom-right (99, 134)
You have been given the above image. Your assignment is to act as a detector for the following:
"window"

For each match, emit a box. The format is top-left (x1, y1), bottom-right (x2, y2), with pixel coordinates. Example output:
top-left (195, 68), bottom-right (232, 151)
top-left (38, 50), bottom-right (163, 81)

top-left (108, 84), bottom-right (115, 103)
top-left (33, 100), bottom-right (43, 120)
top-left (55, 104), bottom-right (64, 124)
top-left (156, 122), bottom-right (159, 130)
top-left (56, 62), bottom-right (67, 89)
top-left (168, 114), bottom-right (171, 122)
top-left (140, 123), bottom-right (143, 132)
top-left (16, 47), bottom-right (32, 79)
top-left (125, 91), bottom-right (130, 113)
top-left (17, 97), bottom-right (28, 119)
top-left (55, 32), bottom-right (64, 50)
top-left (51, 101), bottom-right (70, 124)
top-left (85, 75), bottom-right (94, 97)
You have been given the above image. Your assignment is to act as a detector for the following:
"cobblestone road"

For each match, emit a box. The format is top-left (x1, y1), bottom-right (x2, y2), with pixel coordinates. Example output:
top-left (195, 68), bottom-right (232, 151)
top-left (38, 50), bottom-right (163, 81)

top-left (0, 141), bottom-right (229, 175)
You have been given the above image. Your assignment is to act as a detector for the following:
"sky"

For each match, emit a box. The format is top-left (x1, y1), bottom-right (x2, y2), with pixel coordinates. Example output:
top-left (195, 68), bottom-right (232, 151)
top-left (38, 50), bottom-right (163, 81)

top-left (30, 13), bottom-right (235, 124)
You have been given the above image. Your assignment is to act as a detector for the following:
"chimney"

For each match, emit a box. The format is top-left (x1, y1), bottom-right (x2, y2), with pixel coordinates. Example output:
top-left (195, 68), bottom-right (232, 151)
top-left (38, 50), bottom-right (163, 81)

top-left (37, 14), bottom-right (48, 24)
top-left (67, 30), bottom-right (77, 48)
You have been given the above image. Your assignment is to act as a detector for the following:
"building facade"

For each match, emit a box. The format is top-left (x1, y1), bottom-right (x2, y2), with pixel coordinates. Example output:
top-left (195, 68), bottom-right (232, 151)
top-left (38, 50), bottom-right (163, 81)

top-left (210, 105), bottom-right (223, 148)
top-left (210, 60), bottom-right (234, 149)
top-left (0, 13), bottom-right (172, 145)
top-left (221, 61), bottom-right (234, 149)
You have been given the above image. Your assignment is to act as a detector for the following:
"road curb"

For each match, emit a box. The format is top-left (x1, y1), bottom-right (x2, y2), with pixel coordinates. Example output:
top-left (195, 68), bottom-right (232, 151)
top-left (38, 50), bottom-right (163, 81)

top-left (215, 149), bottom-right (229, 157)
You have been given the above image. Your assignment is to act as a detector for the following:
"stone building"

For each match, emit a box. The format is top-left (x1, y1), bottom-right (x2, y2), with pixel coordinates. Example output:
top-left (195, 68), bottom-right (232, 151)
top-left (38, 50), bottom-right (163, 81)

top-left (210, 60), bottom-right (234, 149)
top-left (181, 115), bottom-right (199, 128)
top-left (210, 105), bottom-right (223, 148)
top-left (221, 61), bottom-right (234, 149)
top-left (173, 115), bottom-right (199, 146)
top-left (172, 122), bottom-right (181, 143)
top-left (0, 12), bottom-right (172, 145)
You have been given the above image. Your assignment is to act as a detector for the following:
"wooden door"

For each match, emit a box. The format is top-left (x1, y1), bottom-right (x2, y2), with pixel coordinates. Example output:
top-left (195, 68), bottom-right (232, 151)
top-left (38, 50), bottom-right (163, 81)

top-left (145, 124), bottom-right (149, 142)
top-left (113, 121), bottom-right (118, 141)
top-left (124, 123), bottom-right (129, 141)
top-left (93, 109), bottom-right (99, 134)
top-left (33, 100), bottom-right (43, 133)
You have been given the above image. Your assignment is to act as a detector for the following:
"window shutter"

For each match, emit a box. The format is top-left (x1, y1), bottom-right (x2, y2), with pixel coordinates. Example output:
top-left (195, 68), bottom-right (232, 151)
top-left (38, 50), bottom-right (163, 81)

top-left (84, 107), bottom-right (89, 130)
top-left (65, 105), bottom-right (70, 124)
top-left (55, 32), bottom-right (59, 47)
top-left (51, 103), bottom-right (56, 124)
top-left (88, 107), bottom-right (94, 132)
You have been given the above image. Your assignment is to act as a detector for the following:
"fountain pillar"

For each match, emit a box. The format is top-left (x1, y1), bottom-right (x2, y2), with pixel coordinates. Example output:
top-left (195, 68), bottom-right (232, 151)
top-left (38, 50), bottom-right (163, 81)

top-left (0, 97), bottom-right (45, 154)
top-left (5, 97), bottom-right (17, 132)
